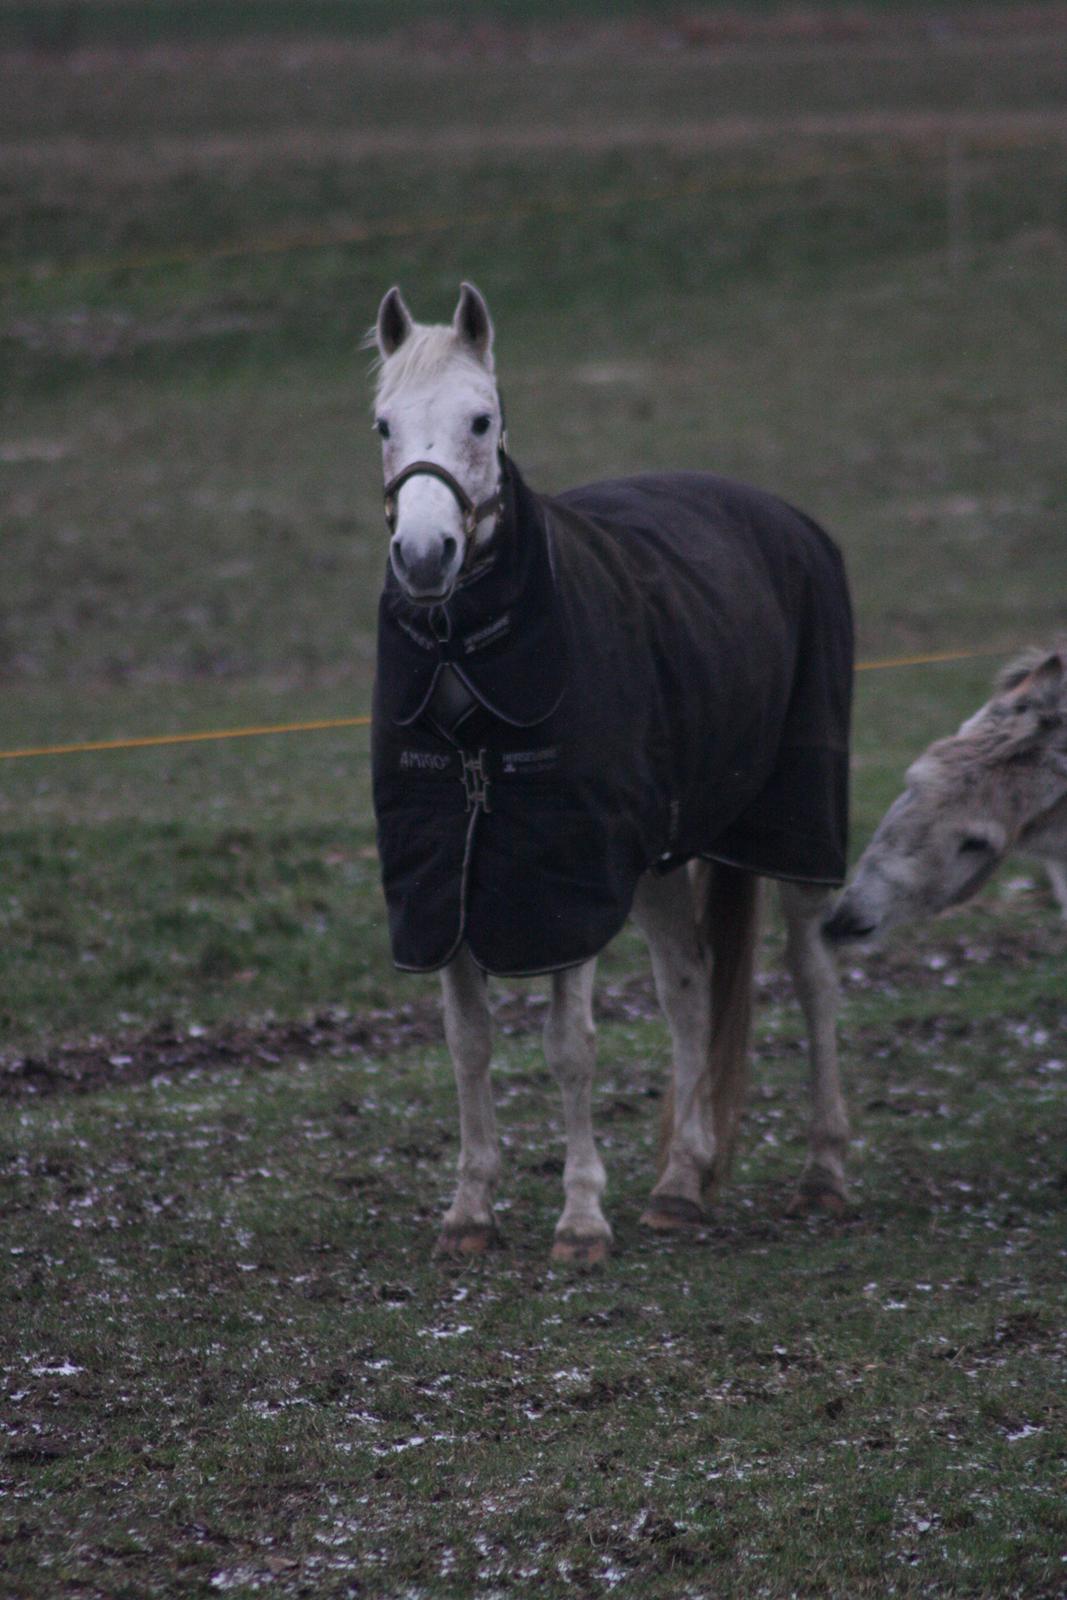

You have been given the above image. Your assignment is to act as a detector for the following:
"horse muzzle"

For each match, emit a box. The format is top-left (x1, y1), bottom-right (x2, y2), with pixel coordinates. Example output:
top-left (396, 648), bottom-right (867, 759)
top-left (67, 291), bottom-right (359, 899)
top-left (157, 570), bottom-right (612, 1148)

top-left (389, 532), bottom-right (463, 604)
top-left (821, 896), bottom-right (879, 945)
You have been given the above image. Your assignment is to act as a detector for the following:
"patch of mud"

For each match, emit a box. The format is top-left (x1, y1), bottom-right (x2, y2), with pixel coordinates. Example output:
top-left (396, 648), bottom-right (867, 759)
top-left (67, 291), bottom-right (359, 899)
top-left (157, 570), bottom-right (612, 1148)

top-left (3, 917), bottom-right (1062, 1103)
top-left (0, 978), bottom-right (663, 1102)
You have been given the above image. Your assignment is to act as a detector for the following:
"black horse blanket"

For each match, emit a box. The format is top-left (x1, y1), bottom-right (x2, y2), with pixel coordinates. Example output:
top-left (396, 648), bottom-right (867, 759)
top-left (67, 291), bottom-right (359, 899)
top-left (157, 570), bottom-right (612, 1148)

top-left (373, 460), bottom-right (852, 976)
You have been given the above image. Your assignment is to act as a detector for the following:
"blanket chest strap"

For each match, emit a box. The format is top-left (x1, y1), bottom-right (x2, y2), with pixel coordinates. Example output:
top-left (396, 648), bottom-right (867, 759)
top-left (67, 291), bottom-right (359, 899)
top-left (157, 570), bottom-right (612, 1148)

top-left (460, 748), bottom-right (492, 813)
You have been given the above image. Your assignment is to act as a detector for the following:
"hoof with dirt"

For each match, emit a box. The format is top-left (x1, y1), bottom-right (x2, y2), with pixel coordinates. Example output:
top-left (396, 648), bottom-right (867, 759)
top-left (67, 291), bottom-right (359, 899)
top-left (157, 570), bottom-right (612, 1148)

top-left (435, 1222), bottom-right (501, 1258)
top-left (785, 1176), bottom-right (848, 1218)
top-left (639, 1194), bottom-right (706, 1232)
top-left (550, 1231), bottom-right (610, 1268)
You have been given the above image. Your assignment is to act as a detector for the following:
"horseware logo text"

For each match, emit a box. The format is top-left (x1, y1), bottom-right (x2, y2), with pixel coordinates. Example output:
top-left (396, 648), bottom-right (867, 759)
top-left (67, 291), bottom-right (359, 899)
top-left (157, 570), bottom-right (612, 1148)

top-left (502, 746), bottom-right (560, 775)
top-left (400, 749), bottom-right (451, 771)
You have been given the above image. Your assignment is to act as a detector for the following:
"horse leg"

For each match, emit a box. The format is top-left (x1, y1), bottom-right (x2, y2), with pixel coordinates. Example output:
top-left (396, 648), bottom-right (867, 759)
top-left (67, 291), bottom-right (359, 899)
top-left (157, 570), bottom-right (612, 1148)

top-left (778, 882), bottom-right (850, 1215)
top-left (544, 959), bottom-right (611, 1266)
top-left (437, 945), bottom-right (501, 1255)
top-left (631, 868), bottom-right (715, 1229)
top-left (1045, 857), bottom-right (1067, 918)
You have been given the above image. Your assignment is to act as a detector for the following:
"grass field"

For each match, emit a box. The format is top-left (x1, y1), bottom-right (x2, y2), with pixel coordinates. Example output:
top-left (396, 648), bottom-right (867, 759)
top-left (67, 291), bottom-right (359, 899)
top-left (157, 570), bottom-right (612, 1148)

top-left (2, 5), bottom-right (1066, 1596)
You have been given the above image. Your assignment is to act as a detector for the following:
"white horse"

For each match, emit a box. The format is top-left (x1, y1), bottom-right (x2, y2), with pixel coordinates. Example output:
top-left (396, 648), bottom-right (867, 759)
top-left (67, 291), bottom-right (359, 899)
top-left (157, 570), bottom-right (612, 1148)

top-left (369, 283), bottom-right (851, 1264)
top-left (825, 646), bottom-right (1067, 946)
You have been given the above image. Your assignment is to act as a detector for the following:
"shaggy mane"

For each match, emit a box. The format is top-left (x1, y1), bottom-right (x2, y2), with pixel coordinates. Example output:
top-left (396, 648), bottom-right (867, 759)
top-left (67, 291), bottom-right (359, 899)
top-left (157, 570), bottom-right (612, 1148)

top-left (916, 640), bottom-right (1067, 784)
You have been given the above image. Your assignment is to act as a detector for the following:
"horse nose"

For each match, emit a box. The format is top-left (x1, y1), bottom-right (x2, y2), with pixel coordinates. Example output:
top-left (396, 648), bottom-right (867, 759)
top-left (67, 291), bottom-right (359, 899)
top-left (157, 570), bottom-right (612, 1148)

top-left (391, 533), bottom-right (459, 597)
top-left (822, 900), bottom-right (877, 945)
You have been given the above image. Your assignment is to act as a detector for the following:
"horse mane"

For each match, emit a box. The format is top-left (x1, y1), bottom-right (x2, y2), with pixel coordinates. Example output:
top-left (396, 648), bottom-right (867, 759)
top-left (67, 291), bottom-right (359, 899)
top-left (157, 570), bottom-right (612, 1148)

top-left (914, 640), bottom-right (1067, 785)
top-left (364, 322), bottom-right (495, 410)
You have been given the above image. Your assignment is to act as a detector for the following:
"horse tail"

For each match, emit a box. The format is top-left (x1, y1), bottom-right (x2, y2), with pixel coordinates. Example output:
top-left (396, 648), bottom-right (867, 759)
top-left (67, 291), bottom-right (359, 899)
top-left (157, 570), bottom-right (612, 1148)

top-left (700, 860), bottom-right (761, 1187)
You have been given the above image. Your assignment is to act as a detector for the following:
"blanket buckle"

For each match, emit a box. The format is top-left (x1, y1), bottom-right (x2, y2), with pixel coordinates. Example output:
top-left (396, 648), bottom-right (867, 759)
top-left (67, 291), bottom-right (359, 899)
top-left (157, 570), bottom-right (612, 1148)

top-left (460, 748), bottom-right (492, 813)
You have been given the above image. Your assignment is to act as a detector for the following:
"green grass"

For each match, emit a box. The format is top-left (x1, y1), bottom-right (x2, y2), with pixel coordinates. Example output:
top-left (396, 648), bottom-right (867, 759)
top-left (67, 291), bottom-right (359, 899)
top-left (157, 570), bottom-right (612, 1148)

top-left (3, 963), bottom-right (1065, 1597)
top-left (1, 9), bottom-right (1066, 1595)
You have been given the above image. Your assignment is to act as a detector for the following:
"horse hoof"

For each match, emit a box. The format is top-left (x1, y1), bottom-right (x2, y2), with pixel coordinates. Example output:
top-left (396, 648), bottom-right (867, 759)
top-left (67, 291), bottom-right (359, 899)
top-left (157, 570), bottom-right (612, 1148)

top-left (785, 1184), bottom-right (847, 1219)
top-left (550, 1231), bottom-right (610, 1268)
top-left (639, 1195), bottom-right (705, 1232)
top-left (435, 1222), bottom-right (499, 1258)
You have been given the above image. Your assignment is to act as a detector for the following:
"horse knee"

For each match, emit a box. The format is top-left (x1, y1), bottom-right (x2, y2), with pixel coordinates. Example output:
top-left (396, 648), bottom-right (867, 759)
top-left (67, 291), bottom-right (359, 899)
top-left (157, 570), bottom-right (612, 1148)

top-left (543, 1021), bottom-right (596, 1088)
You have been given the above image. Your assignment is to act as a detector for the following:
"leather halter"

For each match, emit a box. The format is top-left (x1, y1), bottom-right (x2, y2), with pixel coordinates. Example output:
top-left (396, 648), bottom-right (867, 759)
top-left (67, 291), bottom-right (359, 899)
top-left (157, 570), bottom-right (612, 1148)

top-left (383, 435), bottom-right (509, 569)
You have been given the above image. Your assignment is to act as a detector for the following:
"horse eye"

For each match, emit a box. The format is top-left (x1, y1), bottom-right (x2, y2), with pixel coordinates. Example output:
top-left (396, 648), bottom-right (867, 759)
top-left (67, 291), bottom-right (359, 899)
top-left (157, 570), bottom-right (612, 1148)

top-left (375, 418), bottom-right (390, 440)
top-left (959, 836), bottom-right (991, 854)
top-left (471, 414), bottom-right (492, 437)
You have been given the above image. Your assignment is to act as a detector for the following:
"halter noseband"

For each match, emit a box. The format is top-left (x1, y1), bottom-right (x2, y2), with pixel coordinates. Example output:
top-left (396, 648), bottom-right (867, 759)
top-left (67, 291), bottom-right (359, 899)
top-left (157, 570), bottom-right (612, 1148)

top-left (383, 458), bottom-right (505, 542)
top-left (383, 417), bottom-right (510, 575)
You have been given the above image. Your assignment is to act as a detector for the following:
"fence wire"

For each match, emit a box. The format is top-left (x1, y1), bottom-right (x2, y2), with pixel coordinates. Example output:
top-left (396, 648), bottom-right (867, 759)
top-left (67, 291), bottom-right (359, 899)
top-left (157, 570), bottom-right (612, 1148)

top-left (0, 648), bottom-right (1009, 763)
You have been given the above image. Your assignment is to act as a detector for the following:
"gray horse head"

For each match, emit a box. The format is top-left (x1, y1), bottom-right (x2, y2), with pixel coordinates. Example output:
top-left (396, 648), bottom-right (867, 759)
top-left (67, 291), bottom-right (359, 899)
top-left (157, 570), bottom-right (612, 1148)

top-left (825, 647), bottom-right (1067, 945)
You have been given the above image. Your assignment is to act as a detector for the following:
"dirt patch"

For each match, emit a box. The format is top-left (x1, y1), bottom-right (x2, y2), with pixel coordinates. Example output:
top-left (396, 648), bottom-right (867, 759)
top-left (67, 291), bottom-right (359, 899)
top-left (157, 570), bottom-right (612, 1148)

top-left (0, 976), bottom-right (661, 1102)
top-left (4, 917), bottom-right (1062, 1103)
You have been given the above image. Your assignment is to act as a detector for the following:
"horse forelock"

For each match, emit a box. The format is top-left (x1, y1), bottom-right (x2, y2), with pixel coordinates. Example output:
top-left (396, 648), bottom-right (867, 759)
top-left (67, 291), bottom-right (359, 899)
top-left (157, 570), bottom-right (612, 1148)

top-left (370, 323), bottom-right (496, 412)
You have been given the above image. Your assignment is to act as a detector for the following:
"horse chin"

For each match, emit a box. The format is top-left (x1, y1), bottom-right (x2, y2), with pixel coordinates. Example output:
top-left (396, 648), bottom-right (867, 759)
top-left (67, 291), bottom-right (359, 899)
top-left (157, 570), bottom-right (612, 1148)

top-left (401, 582), bottom-right (456, 608)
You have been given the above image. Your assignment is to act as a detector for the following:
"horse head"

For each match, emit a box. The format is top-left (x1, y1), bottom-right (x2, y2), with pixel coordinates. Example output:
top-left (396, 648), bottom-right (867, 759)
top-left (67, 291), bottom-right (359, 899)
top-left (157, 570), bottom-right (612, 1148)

top-left (824, 647), bottom-right (1067, 944)
top-left (371, 282), bottom-right (507, 605)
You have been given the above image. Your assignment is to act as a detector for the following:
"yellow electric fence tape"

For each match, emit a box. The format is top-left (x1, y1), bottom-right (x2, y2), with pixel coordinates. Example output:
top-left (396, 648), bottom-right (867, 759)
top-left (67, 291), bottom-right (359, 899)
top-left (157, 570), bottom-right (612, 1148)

top-left (0, 648), bottom-right (1006, 763)
top-left (0, 715), bottom-right (371, 763)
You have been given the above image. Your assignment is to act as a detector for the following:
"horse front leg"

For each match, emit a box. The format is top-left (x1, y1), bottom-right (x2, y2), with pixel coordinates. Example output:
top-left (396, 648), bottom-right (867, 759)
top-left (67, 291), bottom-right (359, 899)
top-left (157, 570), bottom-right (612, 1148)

top-left (544, 959), bottom-right (611, 1266)
top-left (437, 945), bottom-right (501, 1255)
top-left (778, 882), bottom-right (850, 1215)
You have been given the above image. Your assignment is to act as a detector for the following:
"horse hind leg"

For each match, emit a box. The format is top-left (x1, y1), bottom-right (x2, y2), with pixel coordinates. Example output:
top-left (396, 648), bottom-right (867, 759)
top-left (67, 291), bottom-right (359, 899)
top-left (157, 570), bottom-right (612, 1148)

top-left (544, 959), bottom-right (612, 1267)
top-left (1044, 857), bottom-right (1067, 918)
top-left (778, 881), bottom-right (850, 1216)
top-left (437, 945), bottom-right (501, 1256)
top-left (631, 866), bottom-right (718, 1231)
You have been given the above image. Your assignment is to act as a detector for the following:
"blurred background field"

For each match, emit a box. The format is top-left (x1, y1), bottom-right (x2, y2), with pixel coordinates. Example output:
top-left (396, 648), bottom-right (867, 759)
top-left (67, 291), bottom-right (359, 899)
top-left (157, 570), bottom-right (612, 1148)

top-left (1, 1), bottom-right (1065, 1044)
top-left (2, 10), bottom-right (1067, 1598)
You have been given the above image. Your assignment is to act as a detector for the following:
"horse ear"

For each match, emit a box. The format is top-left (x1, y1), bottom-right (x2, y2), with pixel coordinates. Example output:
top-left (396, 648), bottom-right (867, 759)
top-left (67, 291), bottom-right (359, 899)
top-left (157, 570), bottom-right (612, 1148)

top-left (998, 647), bottom-right (1066, 703)
top-left (453, 282), bottom-right (494, 364)
top-left (1013, 652), bottom-right (1065, 719)
top-left (1028, 651), bottom-right (1065, 704)
top-left (376, 287), bottom-right (414, 358)
top-left (984, 651), bottom-right (1067, 764)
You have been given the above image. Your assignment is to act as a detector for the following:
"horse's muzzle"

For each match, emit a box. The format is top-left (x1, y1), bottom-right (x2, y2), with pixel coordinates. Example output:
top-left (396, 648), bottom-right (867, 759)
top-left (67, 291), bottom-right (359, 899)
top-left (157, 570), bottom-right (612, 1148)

top-left (390, 534), bottom-right (461, 604)
top-left (821, 900), bottom-right (877, 944)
